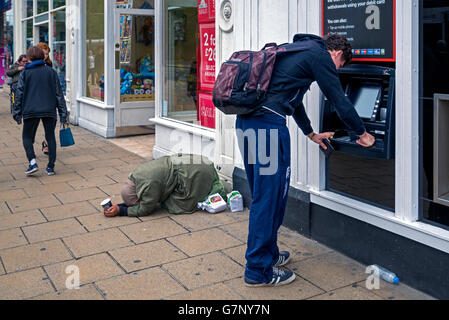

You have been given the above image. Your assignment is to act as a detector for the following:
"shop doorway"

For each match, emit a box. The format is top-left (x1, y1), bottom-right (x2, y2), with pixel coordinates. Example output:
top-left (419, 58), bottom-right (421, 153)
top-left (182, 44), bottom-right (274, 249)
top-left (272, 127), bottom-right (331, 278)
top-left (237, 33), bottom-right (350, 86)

top-left (114, 8), bottom-right (156, 136)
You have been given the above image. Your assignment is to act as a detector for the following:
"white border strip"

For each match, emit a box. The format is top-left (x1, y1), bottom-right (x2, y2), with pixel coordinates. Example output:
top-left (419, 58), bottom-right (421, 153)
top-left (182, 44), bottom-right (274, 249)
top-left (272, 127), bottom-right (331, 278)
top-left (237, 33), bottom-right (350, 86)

top-left (311, 190), bottom-right (449, 254)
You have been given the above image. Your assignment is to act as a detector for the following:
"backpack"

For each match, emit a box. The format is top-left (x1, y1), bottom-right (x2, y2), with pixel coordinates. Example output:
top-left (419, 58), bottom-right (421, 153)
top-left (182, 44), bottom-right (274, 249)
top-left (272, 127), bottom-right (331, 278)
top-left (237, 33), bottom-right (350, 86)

top-left (212, 41), bottom-right (314, 115)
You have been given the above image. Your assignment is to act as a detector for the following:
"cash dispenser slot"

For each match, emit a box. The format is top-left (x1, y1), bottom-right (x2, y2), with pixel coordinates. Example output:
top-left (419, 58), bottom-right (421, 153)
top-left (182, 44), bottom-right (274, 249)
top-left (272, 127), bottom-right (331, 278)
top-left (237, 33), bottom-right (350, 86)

top-left (321, 64), bottom-right (395, 159)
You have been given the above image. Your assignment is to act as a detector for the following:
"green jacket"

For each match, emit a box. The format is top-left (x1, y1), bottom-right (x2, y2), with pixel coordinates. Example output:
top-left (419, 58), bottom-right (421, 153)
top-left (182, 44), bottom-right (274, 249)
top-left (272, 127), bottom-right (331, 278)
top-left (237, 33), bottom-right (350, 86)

top-left (127, 154), bottom-right (226, 217)
top-left (7, 63), bottom-right (22, 87)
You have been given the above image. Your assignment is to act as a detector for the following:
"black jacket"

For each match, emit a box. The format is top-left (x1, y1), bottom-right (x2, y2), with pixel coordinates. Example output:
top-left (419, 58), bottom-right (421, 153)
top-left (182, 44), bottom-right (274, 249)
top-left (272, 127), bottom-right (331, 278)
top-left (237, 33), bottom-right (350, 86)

top-left (13, 60), bottom-right (67, 123)
top-left (255, 34), bottom-right (366, 136)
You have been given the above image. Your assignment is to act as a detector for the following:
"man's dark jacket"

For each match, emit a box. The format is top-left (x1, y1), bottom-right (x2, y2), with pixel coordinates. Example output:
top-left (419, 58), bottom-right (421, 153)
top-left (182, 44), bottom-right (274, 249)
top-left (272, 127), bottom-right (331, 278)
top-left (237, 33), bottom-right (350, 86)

top-left (254, 34), bottom-right (366, 136)
top-left (13, 60), bottom-right (67, 123)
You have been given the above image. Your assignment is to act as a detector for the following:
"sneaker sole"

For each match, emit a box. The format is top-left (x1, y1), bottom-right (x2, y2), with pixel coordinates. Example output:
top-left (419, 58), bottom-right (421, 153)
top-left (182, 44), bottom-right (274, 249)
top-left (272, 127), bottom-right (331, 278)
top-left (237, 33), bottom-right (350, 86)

top-left (47, 172), bottom-right (55, 176)
top-left (274, 254), bottom-right (291, 267)
top-left (245, 272), bottom-right (296, 287)
top-left (26, 168), bottom-right (39, 175)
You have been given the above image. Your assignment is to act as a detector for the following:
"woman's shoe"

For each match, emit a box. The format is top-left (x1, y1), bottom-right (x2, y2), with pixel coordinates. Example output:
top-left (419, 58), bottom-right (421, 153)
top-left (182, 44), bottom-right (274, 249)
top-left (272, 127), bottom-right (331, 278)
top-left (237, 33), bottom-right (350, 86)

top-left (42, 141), bottom-right (49, 155)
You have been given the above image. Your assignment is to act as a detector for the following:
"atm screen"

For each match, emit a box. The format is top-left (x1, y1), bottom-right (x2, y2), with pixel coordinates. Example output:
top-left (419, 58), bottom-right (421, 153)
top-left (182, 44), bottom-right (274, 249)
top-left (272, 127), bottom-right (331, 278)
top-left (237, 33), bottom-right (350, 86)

top-left (353, 86), bottom-right (380, 119)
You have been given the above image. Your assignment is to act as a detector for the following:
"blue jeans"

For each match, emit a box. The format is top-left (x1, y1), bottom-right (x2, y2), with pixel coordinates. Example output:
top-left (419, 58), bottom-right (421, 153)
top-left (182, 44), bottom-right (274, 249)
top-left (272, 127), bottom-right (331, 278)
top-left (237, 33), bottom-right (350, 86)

top-left (236, 113), bottom-right (291, 283)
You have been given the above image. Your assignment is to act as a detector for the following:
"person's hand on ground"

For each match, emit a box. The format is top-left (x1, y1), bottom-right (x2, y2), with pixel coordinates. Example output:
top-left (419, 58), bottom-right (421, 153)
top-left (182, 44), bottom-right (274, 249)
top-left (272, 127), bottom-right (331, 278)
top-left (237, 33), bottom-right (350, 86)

top-left (103, 204), bottom-right (120, 217)
top-left (308, 132), bottom-right (335, 149)
top-left (356, 131), bottom-right (375, 147)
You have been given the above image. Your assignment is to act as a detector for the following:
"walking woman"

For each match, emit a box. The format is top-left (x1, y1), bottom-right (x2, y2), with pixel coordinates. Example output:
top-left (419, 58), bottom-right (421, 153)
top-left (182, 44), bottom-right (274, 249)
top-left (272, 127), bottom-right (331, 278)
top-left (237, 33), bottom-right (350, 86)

top-left (12, 46), bottom-right (67, 176)
top-left (37, 42), bottom-right (53, 155)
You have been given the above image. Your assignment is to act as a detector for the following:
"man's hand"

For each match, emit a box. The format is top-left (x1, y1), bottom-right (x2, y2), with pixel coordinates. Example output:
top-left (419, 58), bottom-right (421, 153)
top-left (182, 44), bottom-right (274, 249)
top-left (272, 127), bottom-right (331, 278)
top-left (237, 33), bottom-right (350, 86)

top-left (103, 204), bottom-right (120, 217)
top-left (308, 132), bottom-right (335, 150)
top-left (356, 131), bottom-right (375, 148)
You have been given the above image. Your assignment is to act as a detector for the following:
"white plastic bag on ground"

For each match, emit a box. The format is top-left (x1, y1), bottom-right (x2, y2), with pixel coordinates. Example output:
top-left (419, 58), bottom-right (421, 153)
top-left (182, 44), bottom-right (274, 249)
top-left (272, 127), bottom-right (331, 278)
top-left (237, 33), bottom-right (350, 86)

top-left (197, 193), bottom-right (227, 214)
top-left (227, 191), bottom-right (244, 212)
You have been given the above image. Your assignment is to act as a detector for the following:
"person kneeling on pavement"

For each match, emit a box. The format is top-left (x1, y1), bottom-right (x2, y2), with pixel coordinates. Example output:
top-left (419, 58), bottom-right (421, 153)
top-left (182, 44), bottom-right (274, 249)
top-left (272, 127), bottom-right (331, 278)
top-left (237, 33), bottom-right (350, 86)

top-left (103, 154), bottom-right (227, 217)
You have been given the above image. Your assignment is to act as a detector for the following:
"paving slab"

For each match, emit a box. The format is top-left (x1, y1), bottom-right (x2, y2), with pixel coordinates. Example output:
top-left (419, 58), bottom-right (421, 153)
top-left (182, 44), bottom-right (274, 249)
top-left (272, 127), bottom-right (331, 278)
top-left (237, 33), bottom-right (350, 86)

top-left (98, 183), bottom-right (124, 198)
top-left (308, 283), bottom-right (382, 300)
top-left (43, 253), bottom-right (125, 291)
top-left (38, 172), bottom-right (84, 185)
top-left (119, 217), bottom-right (189, 244)
top-left (0, 209), bottom-right (46, 231)
top-left (77, 212), bottom-right (140, 232)
top-left (63, 228), bottom-right (133, 258)
top-left (0, 178), bottom-right (42, 192)
top-left (170, 211), bottom-right (237, 232)
top-left (0, 239), bottom-right (73, 273)
top-left (23, 182), bottom-right (74, 197)
top-left (167, 228), bottom-right (243, 257)
top-left (277, 226), bottom-right (332, 260)
top-left (96, 267), bottom-right (185, 300)
top-left (22, 218), bottom-right (87, 243)
top-left (165, 283), bottom-right (243, 300)
top-left (0, 267), bottom-right (55, 300)
top-left (54, 187), bottom-right (109, 204)
top-left (355, 280), bottom-right (436, 300)
top-left (0, 228), bottom-right (28, 250)
top-left (218, 221), bottom-right (249, 242)
top-left (0, 201), bottom-right (11, 216)
top-left (40, 201), bottom-right (99, 221)
top-left (7, 194), bottom-right (61, 213)
top-left (109, 239), bottom-right (187, 273)
top-left (222, 244), bottom-right (247, 266)
top-left (68, 176), bottom-right (117, 190)
top-left (137, 208), bottom-right (170, 221)
top-left (224, 276), bottom-right (325, 300)
top-left (289, 251), bottom-right (368, 292)
top-left (163, 252), bottom-right (243, 290)
top-left (0, 189), bottom-right (28, 202)
top-left (32, 284), bottom-right (105, 300)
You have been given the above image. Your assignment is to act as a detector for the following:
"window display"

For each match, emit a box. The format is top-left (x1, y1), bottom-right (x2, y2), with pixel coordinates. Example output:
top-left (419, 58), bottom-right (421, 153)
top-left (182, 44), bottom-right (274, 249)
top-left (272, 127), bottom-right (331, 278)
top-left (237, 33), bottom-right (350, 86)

top-left (116, 0), bottom-right (154, 9)
top-left (420, 0), bottom-right (449, 228)
top-left (119, 14), bottom-right (155, 103)
top-left (23, 0), bottom-right (33, 18)
top-left (162, 0), bottom-right (216, 128)
top-left (85, 1), bottom-right (104, 101)
top-left (23, 19), bottom-right (33, 50)
top-left (53, 0), bottom-right (65, 8)
top-left (53, 10), bottom-right (66, 94)
top-left (37, 0), bottom-right (49, 14)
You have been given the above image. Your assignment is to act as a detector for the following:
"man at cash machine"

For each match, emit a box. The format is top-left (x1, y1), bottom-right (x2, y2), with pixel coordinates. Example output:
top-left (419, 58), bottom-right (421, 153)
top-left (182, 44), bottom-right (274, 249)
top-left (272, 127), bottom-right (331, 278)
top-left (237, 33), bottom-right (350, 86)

top-left (237, 33), bottom-right (375, 288)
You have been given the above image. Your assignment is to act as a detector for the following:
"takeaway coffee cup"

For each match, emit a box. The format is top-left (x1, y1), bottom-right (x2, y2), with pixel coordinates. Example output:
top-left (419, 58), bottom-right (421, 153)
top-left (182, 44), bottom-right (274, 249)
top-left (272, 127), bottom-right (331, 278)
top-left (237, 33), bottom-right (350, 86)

top-left (101, 198), bottom-right (113, 211)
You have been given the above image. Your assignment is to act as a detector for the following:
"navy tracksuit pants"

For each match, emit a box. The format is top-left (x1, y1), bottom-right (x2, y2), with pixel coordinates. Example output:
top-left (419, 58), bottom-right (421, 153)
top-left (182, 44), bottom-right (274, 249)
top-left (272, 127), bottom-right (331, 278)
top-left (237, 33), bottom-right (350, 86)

top-left (236, 113), bottom-right (291, 283)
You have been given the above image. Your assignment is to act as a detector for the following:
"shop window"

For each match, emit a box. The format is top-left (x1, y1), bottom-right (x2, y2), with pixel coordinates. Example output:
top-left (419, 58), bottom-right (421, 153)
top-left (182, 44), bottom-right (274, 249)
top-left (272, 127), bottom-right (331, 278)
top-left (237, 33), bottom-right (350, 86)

top-left (53, 0), bottom-right (66, 9)
top-left (118, 14), bottom-right (155, 103)
top-left (420, 0), bottom-right (449, 228)
top-left (53, 10), bottom-right (66, 94)
top-left (37, 0), bottom-right (49, 14)
top-left (116, 0), bottom-right (154, 9)
top-left (22, 19), bottom-right (33, 50)
top-left (163, 0), bottom-right (216, 128)
top-left (85, 1), bottom-right (104, 102)
top-left (23, 0), bottom-right (33, 18)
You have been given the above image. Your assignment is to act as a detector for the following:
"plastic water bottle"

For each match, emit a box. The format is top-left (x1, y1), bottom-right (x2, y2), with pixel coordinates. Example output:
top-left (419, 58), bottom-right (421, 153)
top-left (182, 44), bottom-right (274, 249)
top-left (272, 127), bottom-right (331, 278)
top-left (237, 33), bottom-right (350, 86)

top-left (370, 264), bottom-right (400, 284)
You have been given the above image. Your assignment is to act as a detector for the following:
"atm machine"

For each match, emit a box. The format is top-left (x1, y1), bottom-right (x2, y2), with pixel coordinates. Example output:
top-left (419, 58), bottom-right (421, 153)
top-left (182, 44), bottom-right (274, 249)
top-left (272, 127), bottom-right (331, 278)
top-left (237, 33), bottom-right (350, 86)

top-left (321, 64), bottom-right (395, 160)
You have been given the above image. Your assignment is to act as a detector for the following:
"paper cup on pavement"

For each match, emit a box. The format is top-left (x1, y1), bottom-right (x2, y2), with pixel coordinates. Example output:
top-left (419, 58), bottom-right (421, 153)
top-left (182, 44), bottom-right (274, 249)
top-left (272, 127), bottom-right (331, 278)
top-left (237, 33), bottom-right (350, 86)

top-left (101, 198), bottom-right (112, 211)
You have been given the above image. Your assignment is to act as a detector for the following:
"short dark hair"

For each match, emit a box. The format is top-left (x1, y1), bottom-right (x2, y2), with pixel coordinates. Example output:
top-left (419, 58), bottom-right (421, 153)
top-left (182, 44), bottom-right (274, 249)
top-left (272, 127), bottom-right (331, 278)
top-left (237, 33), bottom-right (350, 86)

top-left (26, 46), bottom-right (45, 62)
top-left (17, 54), bottom-right (27, 63)
top-left (324, 34), bottom-right (353, 66)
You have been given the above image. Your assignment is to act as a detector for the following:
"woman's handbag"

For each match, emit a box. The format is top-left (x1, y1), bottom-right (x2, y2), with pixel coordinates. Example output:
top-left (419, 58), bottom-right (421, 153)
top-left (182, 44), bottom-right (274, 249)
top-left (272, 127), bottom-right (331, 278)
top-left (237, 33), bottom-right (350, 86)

top-left (59, 123), bottom-right (75, 147)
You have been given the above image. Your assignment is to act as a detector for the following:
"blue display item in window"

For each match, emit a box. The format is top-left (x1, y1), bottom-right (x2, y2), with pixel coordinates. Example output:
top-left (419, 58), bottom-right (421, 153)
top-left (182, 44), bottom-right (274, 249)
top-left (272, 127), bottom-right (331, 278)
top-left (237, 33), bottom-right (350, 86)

top-left (120, 72), bottom-right (133, 95)
top-left (132, 54), bottom-right (154, 80)
top-left (58, 74), bottom-right (67, 94)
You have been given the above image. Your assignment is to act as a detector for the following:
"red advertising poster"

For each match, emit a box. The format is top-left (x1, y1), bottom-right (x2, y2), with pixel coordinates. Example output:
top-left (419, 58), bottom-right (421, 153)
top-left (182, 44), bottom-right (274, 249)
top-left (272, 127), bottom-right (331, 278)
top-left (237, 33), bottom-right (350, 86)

top-left (198, 0), bottom-right (211, 23)
top-left (199, 23), bottom-right (216, 91)
top-left (198, 92), bottom-right (216, 129)
top-left (208, 0), bottom-right (215, 20)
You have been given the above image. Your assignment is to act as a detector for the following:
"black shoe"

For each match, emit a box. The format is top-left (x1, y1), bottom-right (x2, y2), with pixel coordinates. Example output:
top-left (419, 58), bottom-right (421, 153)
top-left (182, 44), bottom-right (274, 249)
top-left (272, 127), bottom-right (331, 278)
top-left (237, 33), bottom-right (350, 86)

top-left (244, 267), bottom-right (296, 287)
top-left (25, 163), bottom-right (39, 175)
top-left (274, 251), bottom-right (291, 267)
top-left (46, 167), bottom-right (55, 176)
